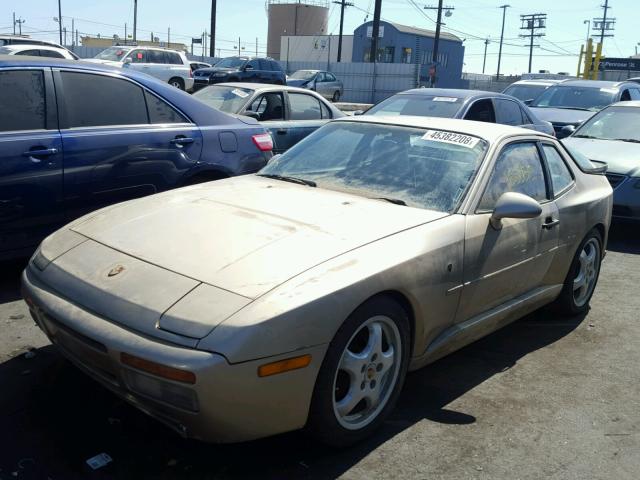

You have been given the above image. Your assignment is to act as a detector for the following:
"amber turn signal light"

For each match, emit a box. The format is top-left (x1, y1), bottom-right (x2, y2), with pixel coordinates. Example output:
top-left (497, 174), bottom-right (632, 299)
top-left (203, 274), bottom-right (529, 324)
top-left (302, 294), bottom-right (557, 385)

top-left (258, 354), bottom-right (312, 377)
top-left (120, 352), bottom-right (196, 384)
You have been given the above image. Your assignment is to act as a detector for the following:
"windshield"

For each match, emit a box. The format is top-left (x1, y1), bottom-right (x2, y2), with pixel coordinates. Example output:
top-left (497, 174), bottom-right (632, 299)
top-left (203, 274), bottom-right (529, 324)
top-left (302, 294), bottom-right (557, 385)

top-left (531, 85), bottom-right (616, 111)
top-left (573, 106), bottom-right (640, 142)
top-left (259, 122), bottom-right (488, 212)
top-left (193, 85), bottom-right (253, 113)
top-left (214, 57), bottom-right (246, 69)
top-left (503, 84), bottom-right (548, 102)
top-left (94, 46), bottom-right (131, 61)
top-left (290, 70), bottom-right (317, 80)
top-left (365, 94), bottom-right (463, 118)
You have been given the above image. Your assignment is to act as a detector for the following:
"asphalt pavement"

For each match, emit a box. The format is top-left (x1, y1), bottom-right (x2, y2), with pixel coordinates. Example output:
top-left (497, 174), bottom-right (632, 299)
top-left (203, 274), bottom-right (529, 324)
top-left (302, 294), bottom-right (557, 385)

top-left (0, 222), bottom-right (638, 480)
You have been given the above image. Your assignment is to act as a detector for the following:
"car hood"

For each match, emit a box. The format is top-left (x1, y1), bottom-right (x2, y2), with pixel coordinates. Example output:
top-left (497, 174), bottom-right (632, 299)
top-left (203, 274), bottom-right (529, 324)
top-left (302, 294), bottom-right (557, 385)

top-left (563, 137), bottom-right (640, 176)
top-left (529, 107), bottom-right (595, 125)
top-left (70, 175), bottom-right (447, 299)
top-left (286, 79), bottom-right (311, 87)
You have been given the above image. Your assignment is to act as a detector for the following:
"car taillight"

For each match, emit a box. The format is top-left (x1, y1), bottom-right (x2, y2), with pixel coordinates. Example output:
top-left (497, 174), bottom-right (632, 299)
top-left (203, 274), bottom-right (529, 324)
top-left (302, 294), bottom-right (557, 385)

top-left (252, 133), bottom-right (273, 152)
top-left (189, 69), bottom-right (193, 78)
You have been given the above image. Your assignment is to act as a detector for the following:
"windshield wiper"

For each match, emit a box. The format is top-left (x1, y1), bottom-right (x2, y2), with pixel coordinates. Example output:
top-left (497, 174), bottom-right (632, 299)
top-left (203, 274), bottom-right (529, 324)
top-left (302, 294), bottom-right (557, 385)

top-left (572, 134), bottom-right (601, 139)
top-left (547, 106), bottom-right (593, 111)
top-left (613, 138), bottom-right (640, 144)
top-left (257, 173), bottom-right (316, 187)
top-left (371, 197), bottom-right (407, 206)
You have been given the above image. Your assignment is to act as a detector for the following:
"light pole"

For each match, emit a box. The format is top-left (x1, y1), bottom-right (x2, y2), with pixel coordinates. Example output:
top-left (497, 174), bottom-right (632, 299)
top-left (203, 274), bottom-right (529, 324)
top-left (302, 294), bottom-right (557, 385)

top-left (133, 0), bottom-right (138, 42)
top-left (583, 19), bottom-right (590, 45)
top-left (482, 38), bottom-right (490, 74)
top-left (496, 4), bottom-right (510, 81)
top-left (57, 0), bottom-right (62, 44)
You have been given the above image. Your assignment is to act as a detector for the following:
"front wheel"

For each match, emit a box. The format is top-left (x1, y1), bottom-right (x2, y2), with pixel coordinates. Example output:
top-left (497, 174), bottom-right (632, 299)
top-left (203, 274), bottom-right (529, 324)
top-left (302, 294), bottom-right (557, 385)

top-left (332, 90), bottom-right (341, 102)
top-left (307, 296), bottom-right (410, 447)
top-left (551, 229), bottom-right (603, 316)
top-left (169, 77), bottom-right (185, 90)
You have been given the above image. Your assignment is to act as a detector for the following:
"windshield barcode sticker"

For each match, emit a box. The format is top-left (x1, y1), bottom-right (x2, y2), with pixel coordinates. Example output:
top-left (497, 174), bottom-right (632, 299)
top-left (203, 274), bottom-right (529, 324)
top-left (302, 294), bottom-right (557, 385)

top-left (422, 130), bottom-right (480, 148)
top-left (231, 88), bottom-right (249, 98)
top-left (432, 97), bottom-right (458, 102)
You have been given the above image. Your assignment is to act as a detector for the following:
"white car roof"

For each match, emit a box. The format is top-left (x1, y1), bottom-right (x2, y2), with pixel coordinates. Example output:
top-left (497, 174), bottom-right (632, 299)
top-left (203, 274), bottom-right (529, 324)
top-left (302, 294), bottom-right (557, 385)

top-left (337, 115), bottom-right (551, 143)
top-left (0, 44), bottom-right (68, 53)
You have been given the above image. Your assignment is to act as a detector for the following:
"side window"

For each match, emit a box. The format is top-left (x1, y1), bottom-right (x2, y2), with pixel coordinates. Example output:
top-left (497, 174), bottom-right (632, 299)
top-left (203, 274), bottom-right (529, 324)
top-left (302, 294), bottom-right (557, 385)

top-left (0, 70), bottom-right (46, 132)
top-left (478, 142), bottom-right (548, 211)
top-left (620, 89), bottom-right (631, 101)
top-left (17, 49), bottom-right (40, 56)
top-left (247, 93), bottom-right (284, 121)
top-left (495, 99), bottom-right (524, 126)
top-left (465, 99), bottom-right (496, 123)
top-left (247, 59), bottom-right (260, 70)
top-left (289, 93), bottom-right (322, 120)
top-left (316, 72), bottom-right (326, 82)
top-left (326, 73), bottom-right (337, 82)
top-left (39, 49), bottom-right (65, 58)
top-left (60, 72), bottom-right (148, 127)
top-left (147, 50), bottom-right (166, 64)
top-left (320, 101), bottom-right (332, 119)
top-left (542, 144), bottom-right (574, 195)
top-left (258, 59), bottom-right (271, 70)
top-left (629, 88), bottom-right (640, 100)
top-left (145, 91), bottom-right (188, 124)
top-left (270, 60), bottom-right (283, 71)
top-left (129, 50), bottom-right (146, 63)
top-left (166, 52), bottom-right (183, 65)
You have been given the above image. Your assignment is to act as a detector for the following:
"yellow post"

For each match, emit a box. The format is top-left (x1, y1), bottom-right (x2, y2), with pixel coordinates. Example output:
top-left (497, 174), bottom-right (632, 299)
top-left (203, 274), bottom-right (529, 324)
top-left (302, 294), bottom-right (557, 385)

top-left (577, 44), bottom-right (584, 77)
top-left (582, 38), bottom-right (593, 79)
top-left (592, 42), bottom-right (603, 80)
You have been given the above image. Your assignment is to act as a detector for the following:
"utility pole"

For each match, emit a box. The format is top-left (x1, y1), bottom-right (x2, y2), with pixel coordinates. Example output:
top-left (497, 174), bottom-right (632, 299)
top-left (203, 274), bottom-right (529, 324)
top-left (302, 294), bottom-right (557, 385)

top-left (124, 23), bottom-right (127, 44)
top-left (496, 4), bottom-right (510, 81)
top-left (133, 0), bottom-right (138, 42)
top-left (204, 29), bottom-right (208, 57)
top-left (256, 37), bottom-right (258, 56)
top-left (333, 0), bottom-right (353, 63)
top-left (12, 12), bottom-right (15, 35)
top-left (424, 2), bottom-right (454, 87)
top-left (63, 27), bottom-right (67, 46)
top-left (168, 27), bottom-right (170, 47)
top-left (210, 0), bottom-right (216, 63)
top-left (370, 0), bottom-right (382, 63)
top-left (58, 0), bottom-right (63, 44)
top-left (71, 18), bottom-right (74, 46)
top-left (15, 16), bottom-right (25, 36)
top-left (519, 13), bottom-right (546, 73)
top-left (482, 38), bottom-right (490, 74)
top-left (583, 19), bottom-right (590, 45)
top-left (593, 1), bottom-right (615, 52)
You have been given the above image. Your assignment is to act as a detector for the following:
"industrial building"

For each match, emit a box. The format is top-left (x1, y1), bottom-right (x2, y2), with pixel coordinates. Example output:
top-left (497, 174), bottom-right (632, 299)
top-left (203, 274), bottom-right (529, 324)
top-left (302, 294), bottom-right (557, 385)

top-left (266, 0), bottom-right (330, 60)
top-left (352, 21), bottom-right (465, 87)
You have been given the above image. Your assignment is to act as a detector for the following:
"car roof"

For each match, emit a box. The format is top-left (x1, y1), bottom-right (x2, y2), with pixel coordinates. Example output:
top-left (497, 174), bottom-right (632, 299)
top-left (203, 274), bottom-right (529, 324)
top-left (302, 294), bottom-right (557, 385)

top-left (395, 88), bottom-right (514, 100)
top-left (335, 115), bottom-right (550, 142)
top-left (553, 79), bottom-right (634, 89)
top-left (0, 55), bottom-right (118, 71)
top-left (606, 100), bottom-right (640, 108)
top-left (509, 79), bottom-right (564, 86)
top-left (0, 44), bottom-right (67, 52)
top-left (215, 82), bottom-right (321, 93)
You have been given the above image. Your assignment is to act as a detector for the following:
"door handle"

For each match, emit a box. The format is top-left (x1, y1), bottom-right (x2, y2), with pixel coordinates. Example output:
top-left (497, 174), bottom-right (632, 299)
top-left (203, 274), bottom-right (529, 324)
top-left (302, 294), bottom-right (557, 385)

top-left (276, 129), bottom-right (288, 135)
top-left (23, 147), bottom-right (58, 162)
top-left (170, 136), bottom-right (194, 146)
top-left (542, 218), bottom-right (560, 229)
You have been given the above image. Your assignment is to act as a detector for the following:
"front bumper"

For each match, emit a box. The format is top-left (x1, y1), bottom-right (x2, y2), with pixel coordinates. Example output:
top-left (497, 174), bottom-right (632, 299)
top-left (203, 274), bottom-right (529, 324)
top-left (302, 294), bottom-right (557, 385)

top-left (606, 175), bottom-right (640, 221)
top-left (21, 266), bottom-right (325, 443)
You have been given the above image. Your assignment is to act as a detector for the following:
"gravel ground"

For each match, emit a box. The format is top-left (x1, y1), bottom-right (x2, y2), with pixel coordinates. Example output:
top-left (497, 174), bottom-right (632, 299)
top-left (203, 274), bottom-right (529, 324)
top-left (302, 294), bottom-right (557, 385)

top-left (0, 222), bottom-right (638, 480)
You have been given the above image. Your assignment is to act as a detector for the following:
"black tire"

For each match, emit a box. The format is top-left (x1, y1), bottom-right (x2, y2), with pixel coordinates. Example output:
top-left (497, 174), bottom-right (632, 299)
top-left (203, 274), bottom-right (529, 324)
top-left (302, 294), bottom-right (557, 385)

top-left (307, 296), bottom-right (410, 447)
top-left (169, 77), bottom-right (185, 90)
top-left (551, 228), bottom-right (603, 316)
top-left (332, 90), bottom-right (341, 102)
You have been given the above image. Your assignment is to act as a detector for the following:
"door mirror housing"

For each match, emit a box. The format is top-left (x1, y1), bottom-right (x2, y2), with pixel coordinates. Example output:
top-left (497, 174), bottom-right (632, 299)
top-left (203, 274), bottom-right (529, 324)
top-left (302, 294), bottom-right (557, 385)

top-left (123, 57), bottom-right (132, 65)
top-left (352, 110), bottom-right (364, 116)
top-left (490, 192), bottom-right (542, 230)
top-left (524, 98), bottom-right (534, 106)
top-left (244, 64), bottom-right (254, 71)
top-left (243, 111), bottom-right (260, 120)
top-left (558, 125), bottom-right (576, 139)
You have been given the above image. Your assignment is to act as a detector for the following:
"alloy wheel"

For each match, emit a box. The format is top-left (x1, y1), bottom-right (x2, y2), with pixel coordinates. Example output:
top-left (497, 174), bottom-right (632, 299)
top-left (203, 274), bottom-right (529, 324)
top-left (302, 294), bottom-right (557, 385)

top-left (573, 237), bottom-right (601, 307)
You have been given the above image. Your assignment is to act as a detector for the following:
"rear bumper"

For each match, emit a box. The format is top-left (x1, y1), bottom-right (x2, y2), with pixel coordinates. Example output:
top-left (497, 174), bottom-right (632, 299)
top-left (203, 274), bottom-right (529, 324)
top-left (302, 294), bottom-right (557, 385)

top-left (21, 266), bottom-right (325, 443)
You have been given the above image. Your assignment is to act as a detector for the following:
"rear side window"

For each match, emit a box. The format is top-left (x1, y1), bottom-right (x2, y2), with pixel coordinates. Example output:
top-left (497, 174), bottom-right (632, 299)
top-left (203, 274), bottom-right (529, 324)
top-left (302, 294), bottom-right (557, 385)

top-left (0, 70), bottom-right (46, 132)
top-left (60, 72), bottom-right (148, 127)
top-left (247, 59), bottom-right (260, 70)
top-left (166, 52), bottom-right (183, 65)
top-left (320, 101), bottom-right (332, 119)
top-left (326, 73), bottom-right (337, 82)
top-left (288, 93), bottom-right (322, 120)
top-left (270, 60), bottom-right (283, 71)
top-left (494, 99), bottom-right (524, 126)
top-left (542, 144), bottom-right (574, 195)
top-left (630, 88), bottom-right (640, 100)
top-left (39, 49), bottom-right (65, 58)
top-left (258, 59), bottom-right (271, 70)
top-left (145, 91), bottom-right (188, 124)
top-left (17, 49), bottom-right (40, 56)
top-left (146, 50), bottom-right (166, 64)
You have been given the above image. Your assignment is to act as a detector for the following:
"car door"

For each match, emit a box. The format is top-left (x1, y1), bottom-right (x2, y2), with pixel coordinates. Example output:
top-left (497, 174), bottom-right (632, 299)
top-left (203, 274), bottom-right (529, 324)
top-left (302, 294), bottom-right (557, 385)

top-left (244, 91), bottom-right (287, 152)
top-left (494, 98), bottom-right (526, 128)
top-left (314, 72), bottom-right (328, 97)
top-left (0, 68), bottom-right (64, 257)
top-left (54, 69), bottom-right (203, 220)
top-left (124, 49), bottom-right (155, 79)
top-left (244, 59), bottom-right (261, 83)
top-left (462, 98), bottom-right (496, 123)
top-left (282, 92), bottom-right (327, 151)
top-left (456, 140), bottom-right (559, 323)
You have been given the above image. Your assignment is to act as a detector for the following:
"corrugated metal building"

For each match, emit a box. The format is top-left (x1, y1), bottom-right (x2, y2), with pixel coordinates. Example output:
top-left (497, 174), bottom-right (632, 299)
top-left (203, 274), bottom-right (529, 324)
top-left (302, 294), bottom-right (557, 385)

top-left (352, 21), bottom-right (465, 88)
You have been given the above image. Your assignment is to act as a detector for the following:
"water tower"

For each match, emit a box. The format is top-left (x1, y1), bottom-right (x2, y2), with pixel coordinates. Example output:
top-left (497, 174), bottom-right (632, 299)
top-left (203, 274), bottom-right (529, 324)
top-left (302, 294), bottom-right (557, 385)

top-left (266, 0), bottom-right (330, 59)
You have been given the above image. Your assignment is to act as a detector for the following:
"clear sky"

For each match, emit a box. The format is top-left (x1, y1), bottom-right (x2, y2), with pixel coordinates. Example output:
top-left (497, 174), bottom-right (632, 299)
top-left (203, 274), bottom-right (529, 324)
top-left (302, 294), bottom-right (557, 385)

top-left (3, 0), bottom-right (637, 75)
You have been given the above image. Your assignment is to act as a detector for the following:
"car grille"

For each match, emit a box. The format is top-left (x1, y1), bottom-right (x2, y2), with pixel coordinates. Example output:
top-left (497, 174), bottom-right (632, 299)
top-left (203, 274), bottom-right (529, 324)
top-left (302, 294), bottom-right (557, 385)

top-left (605, 173), bottom-right (627, 189)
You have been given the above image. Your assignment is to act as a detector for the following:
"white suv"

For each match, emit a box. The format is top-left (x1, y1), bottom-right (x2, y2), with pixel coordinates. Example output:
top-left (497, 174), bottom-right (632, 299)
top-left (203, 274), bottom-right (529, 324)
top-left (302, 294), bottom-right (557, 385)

top-left (86, 46), bottom-right (193, 91)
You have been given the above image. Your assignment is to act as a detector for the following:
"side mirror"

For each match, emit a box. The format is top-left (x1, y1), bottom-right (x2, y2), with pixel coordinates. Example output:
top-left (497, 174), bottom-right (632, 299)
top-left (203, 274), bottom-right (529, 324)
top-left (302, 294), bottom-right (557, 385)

top-left (244, 64), bottom-right (254, 71)
top-left (123, 57), bottom-right (132, 65)
top-left (524, 99), bottom-right (533, 106)
top-left (557, 125), bottom-right (576, 139)
top-left (243, 111), bottom-right (260, 120)
top-left (490, 192), bottom-right (542, 230)
top-left (352, 110), bottom-right (364, 116)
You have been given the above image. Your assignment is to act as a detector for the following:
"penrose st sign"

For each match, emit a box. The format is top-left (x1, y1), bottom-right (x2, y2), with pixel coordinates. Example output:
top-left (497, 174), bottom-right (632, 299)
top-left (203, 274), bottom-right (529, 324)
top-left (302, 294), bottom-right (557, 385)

top-left (598, 57), bottom-right (640, 71)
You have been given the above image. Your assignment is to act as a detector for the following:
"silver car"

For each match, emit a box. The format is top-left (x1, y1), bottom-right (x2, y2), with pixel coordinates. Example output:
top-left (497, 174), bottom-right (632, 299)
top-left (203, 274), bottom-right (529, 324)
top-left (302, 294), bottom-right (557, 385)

top-left (287, 69), bottom-right (343, 102)
top-left (22, 117), bottom-right (611, 446)
top-left (563, 100), bottom-right (640, 221)
top-left (86, 46), bottom-right (193, 91)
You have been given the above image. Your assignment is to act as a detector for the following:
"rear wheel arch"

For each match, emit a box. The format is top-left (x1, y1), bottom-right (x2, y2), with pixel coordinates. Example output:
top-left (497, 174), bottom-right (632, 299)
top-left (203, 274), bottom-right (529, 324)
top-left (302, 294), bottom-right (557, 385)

top-left (593, 223), bottom-right (606, 254)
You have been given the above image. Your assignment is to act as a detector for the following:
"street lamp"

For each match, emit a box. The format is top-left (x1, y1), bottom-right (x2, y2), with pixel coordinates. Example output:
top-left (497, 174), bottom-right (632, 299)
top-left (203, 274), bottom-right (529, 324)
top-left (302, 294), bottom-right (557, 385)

top-left (583, 20), bottom-right (590, 45)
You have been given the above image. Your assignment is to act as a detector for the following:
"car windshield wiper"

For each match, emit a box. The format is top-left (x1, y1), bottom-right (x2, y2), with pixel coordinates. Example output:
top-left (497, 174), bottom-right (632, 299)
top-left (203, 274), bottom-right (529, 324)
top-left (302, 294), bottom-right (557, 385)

top-left (257, 173), bottom-right (317, 187)
top-left (547, 106), bottom-right (593, 111)
top-left (613, 138), bottom-right (640, 144)
top-left (370, 197), bottom-right (407, 206)
top-left (572, 134), bottom-right (602, 139)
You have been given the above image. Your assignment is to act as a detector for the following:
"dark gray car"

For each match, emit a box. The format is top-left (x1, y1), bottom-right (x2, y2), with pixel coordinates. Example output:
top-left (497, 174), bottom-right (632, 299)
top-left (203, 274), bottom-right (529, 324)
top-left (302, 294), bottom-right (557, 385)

top-left (193, 83), bottom-right (345, 153)
top-left (287, 70), bottom-right (344, 102)
top-left (562, 100), bottom-right (640, 221)
top-left (364, 88), bottom-right (554, 136)
top-left (529, 80), bottom-right (640, 138)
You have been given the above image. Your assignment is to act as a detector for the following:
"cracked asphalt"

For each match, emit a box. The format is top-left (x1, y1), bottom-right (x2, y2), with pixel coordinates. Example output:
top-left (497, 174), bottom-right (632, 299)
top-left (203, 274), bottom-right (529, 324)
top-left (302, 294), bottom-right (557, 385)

top-left (0, 222), bottom-right (638, 480)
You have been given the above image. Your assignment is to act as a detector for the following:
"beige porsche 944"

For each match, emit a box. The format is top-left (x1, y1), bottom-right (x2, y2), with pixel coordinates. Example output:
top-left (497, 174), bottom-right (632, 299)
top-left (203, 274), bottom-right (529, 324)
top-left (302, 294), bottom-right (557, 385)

top-left (22, 116), bottom-right (612, 446)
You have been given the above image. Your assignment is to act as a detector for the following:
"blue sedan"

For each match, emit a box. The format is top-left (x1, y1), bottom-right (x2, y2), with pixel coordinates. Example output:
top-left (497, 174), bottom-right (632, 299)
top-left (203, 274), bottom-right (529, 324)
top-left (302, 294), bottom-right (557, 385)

top-left (0, 56), bottom-right (273, 260)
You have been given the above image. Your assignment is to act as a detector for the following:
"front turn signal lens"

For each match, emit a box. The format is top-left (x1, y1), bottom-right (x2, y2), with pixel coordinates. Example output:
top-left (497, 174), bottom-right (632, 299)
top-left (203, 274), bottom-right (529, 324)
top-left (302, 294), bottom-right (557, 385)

top-left (120, 352), bottom-right (196, 384)
top-left (258, 354), bottom-right (312, 377)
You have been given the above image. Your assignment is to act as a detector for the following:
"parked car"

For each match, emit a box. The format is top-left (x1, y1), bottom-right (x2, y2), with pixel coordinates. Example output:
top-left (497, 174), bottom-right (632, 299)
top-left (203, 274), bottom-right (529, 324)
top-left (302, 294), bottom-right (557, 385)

top-left (85, 46), bottom-right (193, 91)
top-left (192, 56), bottom-right (286, 91)
top-left (22, 115), bottom-right (611, 446)
top-left (0, 56), bottom-right (272, 260)
top-left (190, 61), bottom-right (211, 73)
top-left (502, 79), bottom-right (564, 103)
top-left (562, 100), bottom-right (640, 221)
top-left (364, 88), bottom-right (554, 135)
top-left (0, 43), bottom-right (77, 60)
top-left (528, 80), bottom-right (640, 138)
top-left (193, 83), bottom-right (344, 153)
top-left (627, 77), bottom-right (640, 84)
top-left (0, 35), bottom-right (77, 57)
top-left (287, 70), bottom-right (344, 102)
